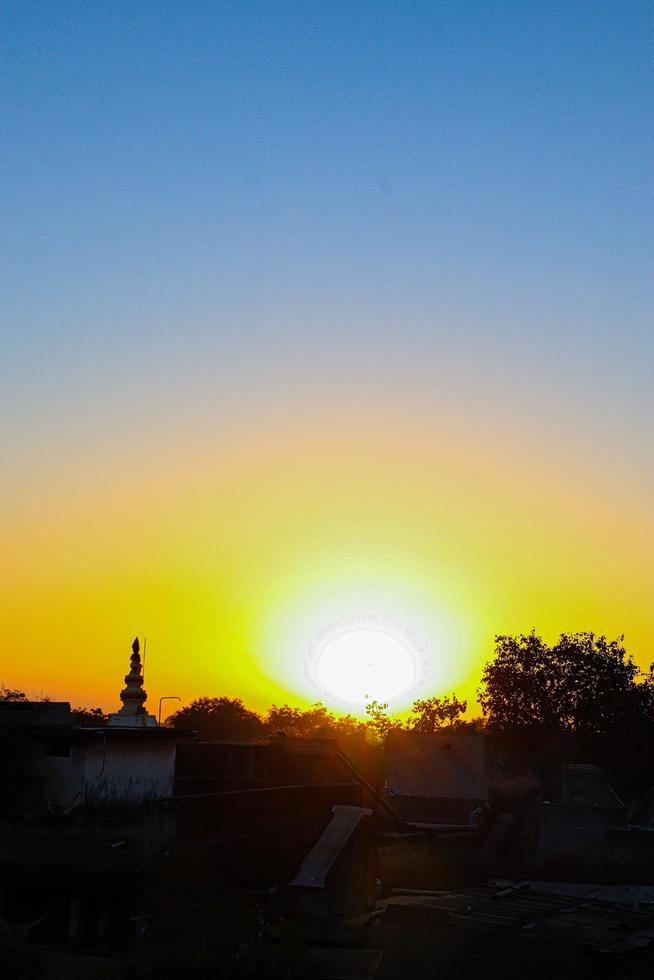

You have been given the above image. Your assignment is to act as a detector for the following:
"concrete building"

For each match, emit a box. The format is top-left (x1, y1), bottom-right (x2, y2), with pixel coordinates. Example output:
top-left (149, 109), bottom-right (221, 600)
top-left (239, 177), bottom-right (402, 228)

top-left (385, 731), bottom-right (488, 825)
top-left (537, 764), bottom-right (626, 854)
top-left (0, 640), bottom-right (182, 974)
top-left (1, 639), bottom-right (177, 815)
top-left (1, 645), bottom-right (376, 974)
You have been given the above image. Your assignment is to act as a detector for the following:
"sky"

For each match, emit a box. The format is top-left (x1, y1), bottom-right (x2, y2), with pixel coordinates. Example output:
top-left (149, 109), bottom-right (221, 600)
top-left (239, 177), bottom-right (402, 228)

top-left (1, 1), bottom-right (652, 717)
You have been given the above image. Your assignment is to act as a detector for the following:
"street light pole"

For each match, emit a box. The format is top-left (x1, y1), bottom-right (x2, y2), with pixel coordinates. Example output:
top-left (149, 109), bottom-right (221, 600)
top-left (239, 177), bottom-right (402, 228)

top-left (158, 695), bottom-right (181, 725)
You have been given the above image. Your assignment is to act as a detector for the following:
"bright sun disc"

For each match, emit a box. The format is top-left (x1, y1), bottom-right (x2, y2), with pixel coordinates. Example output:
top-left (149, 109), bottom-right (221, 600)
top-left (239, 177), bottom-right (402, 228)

top-left (309, 625), bottom-right (419, 707)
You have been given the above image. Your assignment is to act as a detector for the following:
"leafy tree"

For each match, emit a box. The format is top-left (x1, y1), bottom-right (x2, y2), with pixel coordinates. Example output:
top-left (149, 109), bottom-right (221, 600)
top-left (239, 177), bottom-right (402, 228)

top-left (167, 697), bottom-right (264, 741)
top-left (265, 703), bottom-right (323, 737)
top-left (71, 706), bottom-right (107, 726)
top-left (265, 702), bottom-right (366, 738)
top-left (330, 713), bottom-right (369, 737)
top-left (364, 699), bottom-right (403, 741)
top-left (166, 697), bottom-right (367, 742)
top-left (638, 664), bottom-right (654, 718)
top-left (479, 631), bottom-right (645, 736)
top-left (0, 684), bottom-right (27, 701)
top-left (408, 693), bottom-right (467, 733)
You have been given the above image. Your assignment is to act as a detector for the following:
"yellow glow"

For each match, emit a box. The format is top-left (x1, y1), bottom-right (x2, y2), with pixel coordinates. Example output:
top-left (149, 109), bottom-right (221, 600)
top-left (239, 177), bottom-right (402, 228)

top-left (1, 405), bottom-right (652, 715)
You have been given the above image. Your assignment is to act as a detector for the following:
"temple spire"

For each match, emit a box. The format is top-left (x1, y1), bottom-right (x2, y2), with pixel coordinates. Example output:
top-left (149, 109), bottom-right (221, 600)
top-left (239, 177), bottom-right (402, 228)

top-left (117, 637), bottom-right (148, 716)
top-left (107, 637), bottom-right (158, 728)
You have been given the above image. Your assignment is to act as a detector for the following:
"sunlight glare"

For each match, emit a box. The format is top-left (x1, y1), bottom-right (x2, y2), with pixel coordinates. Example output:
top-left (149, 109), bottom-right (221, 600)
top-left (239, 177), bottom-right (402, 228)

top-left (311, 627), bottom-right (418, 707)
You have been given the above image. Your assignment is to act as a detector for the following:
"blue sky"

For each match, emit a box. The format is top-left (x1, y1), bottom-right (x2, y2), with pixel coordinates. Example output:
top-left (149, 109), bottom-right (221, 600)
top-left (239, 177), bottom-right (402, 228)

top-left (4, 2), bottom-right (651, 345)
top-left (2, 0), bottom-right (651, 498)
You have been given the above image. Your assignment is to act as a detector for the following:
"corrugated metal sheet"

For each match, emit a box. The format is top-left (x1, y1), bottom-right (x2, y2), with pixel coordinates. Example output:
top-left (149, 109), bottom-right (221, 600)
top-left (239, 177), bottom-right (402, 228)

top-left (527, 881), bottom-right (654, 906)
top-left (381, 880), bottom-right (654, 952)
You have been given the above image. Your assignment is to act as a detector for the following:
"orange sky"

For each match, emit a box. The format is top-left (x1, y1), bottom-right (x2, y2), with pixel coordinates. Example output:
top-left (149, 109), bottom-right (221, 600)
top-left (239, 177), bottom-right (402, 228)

top-left (3, 400), bottom-right (651, 719)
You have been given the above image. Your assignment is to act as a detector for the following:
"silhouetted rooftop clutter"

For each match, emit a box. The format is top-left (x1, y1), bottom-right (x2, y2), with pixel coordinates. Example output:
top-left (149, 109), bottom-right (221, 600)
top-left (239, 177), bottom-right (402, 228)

top-left (4, 631), bottom-right (654, 978)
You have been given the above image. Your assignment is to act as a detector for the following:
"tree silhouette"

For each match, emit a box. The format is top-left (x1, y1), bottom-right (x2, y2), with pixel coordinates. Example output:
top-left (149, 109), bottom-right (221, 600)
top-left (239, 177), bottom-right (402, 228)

top-left (167, 696), bottom-right (264, 740)
top-left (408, 693), bottom-right (467, 733)
top-left (265, 702), bottom-right (365, 737)
top-left (71, 706), bottom-right (107, 726)
top-left (0, 684), bottom-right (27, 701)
top-left (364, 700), bottom-right (403, 740)
top-left (479, 631), bottom-right (646, 736)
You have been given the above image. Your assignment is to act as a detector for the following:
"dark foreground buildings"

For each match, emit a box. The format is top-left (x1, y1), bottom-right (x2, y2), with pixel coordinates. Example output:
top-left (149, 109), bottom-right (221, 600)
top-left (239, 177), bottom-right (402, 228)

top-left (3, 646), bottom-right (654, 978)
top-left (0, 644), bottom-right (375, 977)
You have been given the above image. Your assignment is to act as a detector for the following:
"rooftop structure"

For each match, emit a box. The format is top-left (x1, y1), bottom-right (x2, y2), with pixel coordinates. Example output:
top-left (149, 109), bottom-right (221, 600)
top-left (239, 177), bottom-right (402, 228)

top-left (385, 731), bottom-right (487, 825)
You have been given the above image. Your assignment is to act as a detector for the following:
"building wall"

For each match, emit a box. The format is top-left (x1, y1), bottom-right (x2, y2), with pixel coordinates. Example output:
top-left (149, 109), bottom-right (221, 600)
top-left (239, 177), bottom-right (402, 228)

top-left (39, 736), bottom-right (176, 811)
top-left (386, 732), bottom-right (487, 800)
top-left (537, 803), bottom-right (626, 853)
top-left (174, 737), bottom-right (365, 795)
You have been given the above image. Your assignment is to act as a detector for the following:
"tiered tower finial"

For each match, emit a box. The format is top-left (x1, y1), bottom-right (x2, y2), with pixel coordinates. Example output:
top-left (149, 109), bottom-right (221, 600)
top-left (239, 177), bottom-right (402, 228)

top-left (107, 637), bottom-right (158, 728)
top-left (117, 637), bottom-right (148, 716)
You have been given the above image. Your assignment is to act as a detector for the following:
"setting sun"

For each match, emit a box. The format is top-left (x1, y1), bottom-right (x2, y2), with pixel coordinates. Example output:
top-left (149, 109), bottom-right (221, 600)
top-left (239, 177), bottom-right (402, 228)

top-left (308, 624), bottom-right (420, 708)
